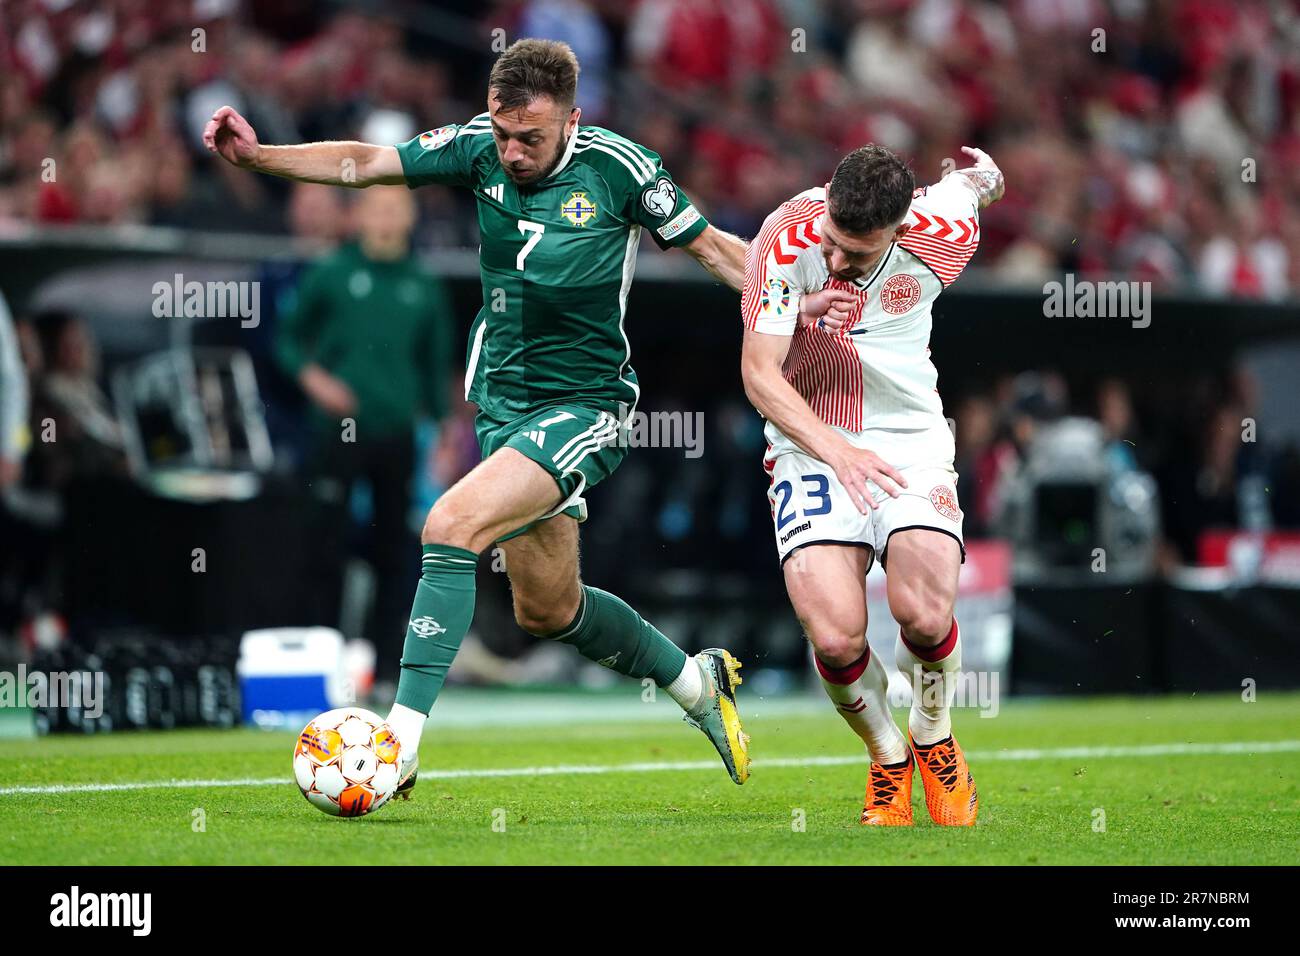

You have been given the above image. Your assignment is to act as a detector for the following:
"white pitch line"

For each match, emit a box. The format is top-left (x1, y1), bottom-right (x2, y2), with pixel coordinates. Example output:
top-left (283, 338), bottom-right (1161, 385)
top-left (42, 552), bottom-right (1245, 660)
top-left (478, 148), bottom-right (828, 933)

top-left (0, 777), bottom-right (289, 796)
top-left (2, 740), bottom-right (1297, 797)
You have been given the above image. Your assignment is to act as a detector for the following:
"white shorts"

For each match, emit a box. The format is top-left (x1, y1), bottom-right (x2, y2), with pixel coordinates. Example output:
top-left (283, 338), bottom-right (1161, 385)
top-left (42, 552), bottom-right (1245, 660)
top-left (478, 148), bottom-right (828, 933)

top-left (763, 446), bottom-right (966, 569)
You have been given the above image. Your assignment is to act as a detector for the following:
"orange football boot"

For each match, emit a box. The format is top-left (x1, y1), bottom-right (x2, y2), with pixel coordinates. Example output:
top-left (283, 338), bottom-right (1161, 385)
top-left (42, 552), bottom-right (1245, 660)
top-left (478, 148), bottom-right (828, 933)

top-left (910, 734), bottom-right (978, 826)
top-left (860, 752), bottom-right (915, 826)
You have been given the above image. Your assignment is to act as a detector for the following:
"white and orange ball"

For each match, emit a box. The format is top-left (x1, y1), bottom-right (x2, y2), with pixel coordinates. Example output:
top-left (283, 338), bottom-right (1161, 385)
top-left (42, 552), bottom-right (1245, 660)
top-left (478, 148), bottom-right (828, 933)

top-left (293, 707), bottom-right (401, 817)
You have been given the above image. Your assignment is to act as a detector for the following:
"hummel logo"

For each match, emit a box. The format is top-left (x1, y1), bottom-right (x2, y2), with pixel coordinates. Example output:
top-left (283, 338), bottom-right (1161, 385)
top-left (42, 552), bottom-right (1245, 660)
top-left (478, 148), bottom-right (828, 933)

top-left (838, 697), bottom-right (867, 714)
top-left (483, 184), bottom-right (505, 202)
top-left (596, 652), bottom-right (621, 668)
top-left (408, 616), bottom-right (447, 638)
top-left (523, 429), bottom-right (546, 448)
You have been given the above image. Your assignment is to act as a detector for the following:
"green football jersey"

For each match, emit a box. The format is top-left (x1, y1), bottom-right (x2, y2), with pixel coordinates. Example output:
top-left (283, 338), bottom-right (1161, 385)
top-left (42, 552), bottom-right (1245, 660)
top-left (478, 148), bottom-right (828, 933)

top-left (395, 114), bottom-right (709, 421)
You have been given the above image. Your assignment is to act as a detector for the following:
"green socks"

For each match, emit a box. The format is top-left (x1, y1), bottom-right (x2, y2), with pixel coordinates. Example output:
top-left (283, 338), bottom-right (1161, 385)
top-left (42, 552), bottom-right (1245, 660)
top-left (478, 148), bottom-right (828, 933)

top-left (393, 550), bottom-right (689, 715)
top-left (548, 586), bottom-right (688, 687)
top-left (393, 544), bottom-right (478, 714)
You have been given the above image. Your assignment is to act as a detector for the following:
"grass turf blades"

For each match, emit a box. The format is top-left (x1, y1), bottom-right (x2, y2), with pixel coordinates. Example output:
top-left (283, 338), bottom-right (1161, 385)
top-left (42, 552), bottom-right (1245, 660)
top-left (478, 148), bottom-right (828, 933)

top-left (0, 691), bottom-right (1296, 865)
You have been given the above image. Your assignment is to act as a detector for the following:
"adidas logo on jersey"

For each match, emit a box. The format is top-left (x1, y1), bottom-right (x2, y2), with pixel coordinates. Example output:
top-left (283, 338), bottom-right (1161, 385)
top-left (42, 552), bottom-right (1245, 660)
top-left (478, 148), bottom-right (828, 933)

top-left (523, 430), bottom-right (546, 448)
top-left (483, 184), bottom-right (505, 202)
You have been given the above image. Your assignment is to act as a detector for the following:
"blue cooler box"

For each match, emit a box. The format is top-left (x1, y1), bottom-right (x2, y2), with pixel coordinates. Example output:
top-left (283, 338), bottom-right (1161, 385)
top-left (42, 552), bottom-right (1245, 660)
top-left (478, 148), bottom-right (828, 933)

top-left (237, 627), bottom-right (349, 728)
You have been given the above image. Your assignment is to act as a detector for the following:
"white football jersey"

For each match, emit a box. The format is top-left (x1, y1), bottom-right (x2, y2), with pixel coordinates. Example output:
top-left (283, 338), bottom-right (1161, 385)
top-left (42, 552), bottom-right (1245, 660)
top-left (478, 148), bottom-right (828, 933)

top-left (742, 173), bottom-right (981, 467)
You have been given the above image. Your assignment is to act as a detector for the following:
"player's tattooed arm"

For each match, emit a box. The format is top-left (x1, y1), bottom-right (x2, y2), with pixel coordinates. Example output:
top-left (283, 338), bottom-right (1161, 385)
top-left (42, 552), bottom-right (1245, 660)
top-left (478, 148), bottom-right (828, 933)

top-left (682, 225), bottom-right (748, 292)
top-left (953, 146), bottom-right (1004, 210)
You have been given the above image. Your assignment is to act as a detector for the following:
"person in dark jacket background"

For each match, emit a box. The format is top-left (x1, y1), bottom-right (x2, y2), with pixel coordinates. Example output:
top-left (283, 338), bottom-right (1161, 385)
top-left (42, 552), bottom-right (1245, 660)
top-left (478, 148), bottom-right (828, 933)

top-left (277, 185), bottom-right (456, 683)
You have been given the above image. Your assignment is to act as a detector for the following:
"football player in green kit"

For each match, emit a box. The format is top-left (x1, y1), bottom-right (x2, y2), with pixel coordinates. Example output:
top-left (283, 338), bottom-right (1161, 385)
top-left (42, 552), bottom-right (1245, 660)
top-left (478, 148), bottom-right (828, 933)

top-left (203, 38), bottom-right (851, 798)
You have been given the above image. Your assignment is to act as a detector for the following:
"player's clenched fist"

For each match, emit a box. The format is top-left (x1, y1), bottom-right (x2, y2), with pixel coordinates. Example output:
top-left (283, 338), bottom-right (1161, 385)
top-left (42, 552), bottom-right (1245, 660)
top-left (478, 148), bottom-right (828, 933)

top-left (955, 145), bottom-right (1004, 209)
top-left (825, 443), bottom-right (908, 514)
top-left (203, 105), bottom-right (261, 168)
top-left (798, 287), bottom-right (857, 333)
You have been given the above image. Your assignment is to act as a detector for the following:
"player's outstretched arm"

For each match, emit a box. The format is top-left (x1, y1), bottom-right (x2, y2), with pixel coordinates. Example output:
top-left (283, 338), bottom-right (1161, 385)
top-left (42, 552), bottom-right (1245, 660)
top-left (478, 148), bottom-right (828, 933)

top-left (741, 328), bottom-right (906, 514)
top-left (201, 106), bottom-right (405, 188)
top-left (953, 146), bottom-right (1004, 210)
top-left (684, 226), bottom-right (852, 330)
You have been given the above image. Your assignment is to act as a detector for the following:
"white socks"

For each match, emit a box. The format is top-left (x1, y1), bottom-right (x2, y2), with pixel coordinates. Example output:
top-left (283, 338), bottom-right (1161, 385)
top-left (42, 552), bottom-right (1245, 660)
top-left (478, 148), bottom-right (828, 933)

top-left (816, 645), bottom-right (909, 765)
top-left (386, 702), bottom-right (428, 760)
top-left (895, 618), bottom-right (961, 746)
top-left (664, 655), bottom-right (706, 712)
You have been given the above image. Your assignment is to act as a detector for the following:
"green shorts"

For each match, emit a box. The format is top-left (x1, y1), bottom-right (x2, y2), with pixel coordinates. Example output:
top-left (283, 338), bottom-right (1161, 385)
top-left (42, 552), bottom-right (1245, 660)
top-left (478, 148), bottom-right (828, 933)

top-left (475, 403), bottom-right (629, 540)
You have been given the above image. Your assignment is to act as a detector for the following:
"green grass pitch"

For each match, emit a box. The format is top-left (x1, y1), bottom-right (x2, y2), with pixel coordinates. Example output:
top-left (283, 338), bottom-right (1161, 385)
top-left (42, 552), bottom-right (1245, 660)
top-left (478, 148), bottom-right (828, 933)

top-left (1, 691), bottom-right (1297, 865)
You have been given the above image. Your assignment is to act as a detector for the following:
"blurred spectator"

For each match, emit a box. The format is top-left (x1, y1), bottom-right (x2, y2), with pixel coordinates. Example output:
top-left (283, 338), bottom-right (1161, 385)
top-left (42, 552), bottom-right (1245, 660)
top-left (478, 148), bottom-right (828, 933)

top-left (275, 186), bottom-right (456, 680)
top-left (1159, 403), bottom-right (1271, 565)
top-left (1197, 196), bottom-right (1290, 300)
top-left (953, 393), bottom-right (1013, 537)
top-left (1005, 371), bottom-right (1069, 455)
top-left (248, 182), bottom-right (351, 465)
top-left (517, 0), bottom-right (613, 122)
top-left (429, 381), bottom-right (480, 497)
top-left (1096, 378), bottom-right (1141, 472)
top-left (0, 289), bottom-right (28, 493)
top-left (0, 306), bottom-right (125, 631)
top-left (0, 0), bottom-right (1297, 297)
top-left (987, 371), bottom-right (1069, 532)
top-left (25, 309), bottom-right (127, 491)
top-left (0, 301), bottom-right (52, 636)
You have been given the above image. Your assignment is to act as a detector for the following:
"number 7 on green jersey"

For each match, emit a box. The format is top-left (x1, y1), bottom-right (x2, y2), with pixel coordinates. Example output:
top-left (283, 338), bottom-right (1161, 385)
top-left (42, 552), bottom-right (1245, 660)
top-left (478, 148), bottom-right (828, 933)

top-left (517, 220), bottom-right (544, 271)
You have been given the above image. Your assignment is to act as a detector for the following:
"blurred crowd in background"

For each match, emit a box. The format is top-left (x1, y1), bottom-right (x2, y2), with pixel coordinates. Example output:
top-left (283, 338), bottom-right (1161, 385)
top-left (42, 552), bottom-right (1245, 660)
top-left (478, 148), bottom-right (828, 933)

top-left (3, 0), bottom-right (1300, 650)
top-left (3, 0), bottom-right (1300, 296)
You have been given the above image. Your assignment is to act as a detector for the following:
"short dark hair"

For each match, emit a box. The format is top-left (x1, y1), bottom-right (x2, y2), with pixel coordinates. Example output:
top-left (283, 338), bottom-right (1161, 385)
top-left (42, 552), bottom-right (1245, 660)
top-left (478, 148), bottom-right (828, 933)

top-left (488, 38), bottom-right (580, 112)
top-left (827, 145), bottom-right (915, 235)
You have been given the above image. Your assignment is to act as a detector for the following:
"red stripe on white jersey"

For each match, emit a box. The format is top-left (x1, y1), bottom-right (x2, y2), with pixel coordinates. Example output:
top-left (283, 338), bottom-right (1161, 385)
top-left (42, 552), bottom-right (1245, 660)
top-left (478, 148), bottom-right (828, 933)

top-left (900, 210), bottom-right (980, 287)
top-left (782, 324), bottom-right (864, 431)
top-left (741, 197), bottom-right (824, 330)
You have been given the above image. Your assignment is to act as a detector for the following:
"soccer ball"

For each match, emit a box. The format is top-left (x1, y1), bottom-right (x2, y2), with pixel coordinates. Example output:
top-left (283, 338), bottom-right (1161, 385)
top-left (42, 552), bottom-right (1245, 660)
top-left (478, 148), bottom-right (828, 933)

top-left (293, 707), bottom-right (401, 817)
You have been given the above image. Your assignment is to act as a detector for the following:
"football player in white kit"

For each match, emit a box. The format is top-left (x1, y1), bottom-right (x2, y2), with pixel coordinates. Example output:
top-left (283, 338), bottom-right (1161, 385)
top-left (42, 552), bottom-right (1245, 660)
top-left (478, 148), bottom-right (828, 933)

top-left (740, 144), bottom-right (1004, 826)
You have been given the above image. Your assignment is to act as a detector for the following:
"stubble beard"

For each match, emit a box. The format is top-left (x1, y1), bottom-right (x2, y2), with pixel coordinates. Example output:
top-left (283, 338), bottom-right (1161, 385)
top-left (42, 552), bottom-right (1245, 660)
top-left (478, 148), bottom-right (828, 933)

top-left (505, 133), bottom-right (570, 187)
